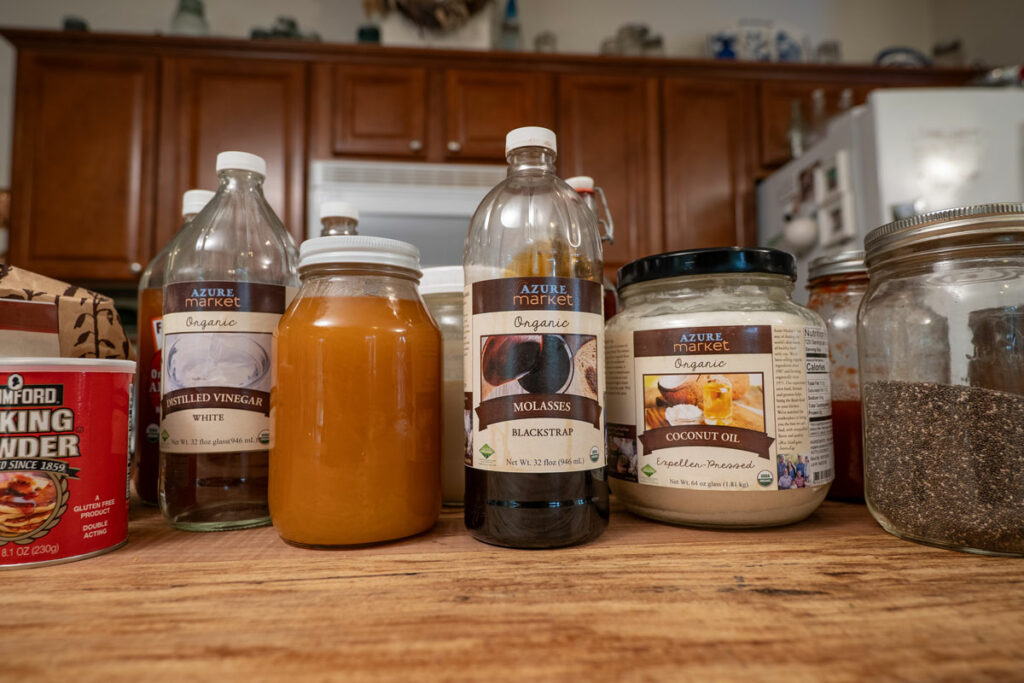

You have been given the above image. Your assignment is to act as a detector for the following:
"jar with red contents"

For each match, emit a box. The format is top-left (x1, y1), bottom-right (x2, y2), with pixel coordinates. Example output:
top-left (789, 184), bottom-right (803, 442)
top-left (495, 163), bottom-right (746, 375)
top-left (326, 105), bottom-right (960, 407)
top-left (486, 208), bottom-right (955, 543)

top-left (807, 250), bottom-right (868, 501)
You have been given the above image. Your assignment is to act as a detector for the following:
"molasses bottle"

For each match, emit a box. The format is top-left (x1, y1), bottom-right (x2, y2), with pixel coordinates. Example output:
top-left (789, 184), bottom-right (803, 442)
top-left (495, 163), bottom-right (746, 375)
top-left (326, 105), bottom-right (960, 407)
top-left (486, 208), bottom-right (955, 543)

top-left (135, 189), bottom-right (214, 505)
top-left (160, 151), bottom-right (299, 531)
top-left (463, 126), bottom-right (609, 548)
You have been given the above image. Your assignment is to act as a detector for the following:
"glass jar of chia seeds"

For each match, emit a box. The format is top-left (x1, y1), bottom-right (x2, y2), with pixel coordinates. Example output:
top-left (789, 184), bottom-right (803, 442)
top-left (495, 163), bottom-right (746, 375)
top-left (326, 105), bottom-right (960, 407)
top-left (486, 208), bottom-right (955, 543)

top-left (807, 250), bottom-right (868, 502)
top-left (859, 203), bottom-right (1024, 556)
top-left (604, 247), bottom-right (833, 528)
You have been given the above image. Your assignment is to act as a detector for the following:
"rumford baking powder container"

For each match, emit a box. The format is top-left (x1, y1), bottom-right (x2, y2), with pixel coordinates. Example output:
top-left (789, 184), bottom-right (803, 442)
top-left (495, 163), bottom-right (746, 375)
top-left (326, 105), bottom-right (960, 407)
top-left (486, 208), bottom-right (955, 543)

top-left (604, 248), bottom-right (833, 528)
top-left (0, 358), bottom-right (134, 568)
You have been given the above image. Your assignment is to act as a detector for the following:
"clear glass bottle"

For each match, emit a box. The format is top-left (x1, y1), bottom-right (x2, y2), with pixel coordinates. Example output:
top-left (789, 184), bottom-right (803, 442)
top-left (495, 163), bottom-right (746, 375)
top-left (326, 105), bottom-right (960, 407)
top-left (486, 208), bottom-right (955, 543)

top-left (860, 204), bottom-right (1024, 556)
top-left (419, 266), bottom-right (466, 506)
top-left (135, 189), bottom-right (214, 506)
top-left (464, 126), bottom-right (609, 549)
top-left (160, 151), bottom-right (299, 531)
top-left (271, 236), bottom-right (441, 546)
top-left (807, 250), bottom-right (868, 502)
top-left (604, 248), bottom-right (832, 528)
top-left (565, 175), bottom-right (618, 320)
top-left (498, 0), bottom-right (522, 51)
top-left (319, 201), bottom-right (359, 236)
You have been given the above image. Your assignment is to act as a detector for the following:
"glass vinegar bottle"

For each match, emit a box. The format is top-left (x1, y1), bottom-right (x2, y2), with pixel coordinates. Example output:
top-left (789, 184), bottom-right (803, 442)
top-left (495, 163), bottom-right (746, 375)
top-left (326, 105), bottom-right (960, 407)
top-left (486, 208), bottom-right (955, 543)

top-left (135, 189), bottom-right (214, 505)
top-left (160, 151), bottom-right (299, 531)
top-left (463, 126), bottom-right (609, 548)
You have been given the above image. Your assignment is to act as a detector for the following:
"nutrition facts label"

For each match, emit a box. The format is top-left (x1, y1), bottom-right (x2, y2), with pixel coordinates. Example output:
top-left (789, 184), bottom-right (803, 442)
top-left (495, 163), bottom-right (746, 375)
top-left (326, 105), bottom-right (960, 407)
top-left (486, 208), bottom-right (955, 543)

top-left (802, 326), bottom-right (834, 485)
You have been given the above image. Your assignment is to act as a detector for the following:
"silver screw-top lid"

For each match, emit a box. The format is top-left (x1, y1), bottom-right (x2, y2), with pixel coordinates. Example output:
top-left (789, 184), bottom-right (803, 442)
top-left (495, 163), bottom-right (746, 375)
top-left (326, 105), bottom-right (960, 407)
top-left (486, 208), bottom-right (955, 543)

top-left (864, 203), bottom-right (1024, 267)
top-left (807, 249), bottom-right (866, 280)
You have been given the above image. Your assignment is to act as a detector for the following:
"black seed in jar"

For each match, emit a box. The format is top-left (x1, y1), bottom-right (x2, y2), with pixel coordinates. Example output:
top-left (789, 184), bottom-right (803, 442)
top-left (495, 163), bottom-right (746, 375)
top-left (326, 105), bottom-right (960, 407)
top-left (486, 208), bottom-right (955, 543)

top-left (863, 380), bottom-right (1024, 555)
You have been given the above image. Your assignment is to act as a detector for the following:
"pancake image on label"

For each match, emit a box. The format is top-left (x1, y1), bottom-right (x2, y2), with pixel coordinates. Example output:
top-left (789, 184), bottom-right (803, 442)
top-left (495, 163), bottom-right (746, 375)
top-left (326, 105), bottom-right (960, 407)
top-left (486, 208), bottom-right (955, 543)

top-left (164, 332), bottom-right (272, 392)
top-left (0, 472), bottom-right (58, 538)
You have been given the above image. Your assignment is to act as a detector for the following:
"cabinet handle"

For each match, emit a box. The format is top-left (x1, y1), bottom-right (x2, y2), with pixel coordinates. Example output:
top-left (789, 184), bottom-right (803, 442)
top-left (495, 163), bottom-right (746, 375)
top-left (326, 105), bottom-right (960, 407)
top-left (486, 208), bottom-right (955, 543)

top-left (409, 139), bottom-right (423, 151)
top-left (130, 262), bottom-right (142, 274)
top-left (447, 140), bottom-right (462, 153)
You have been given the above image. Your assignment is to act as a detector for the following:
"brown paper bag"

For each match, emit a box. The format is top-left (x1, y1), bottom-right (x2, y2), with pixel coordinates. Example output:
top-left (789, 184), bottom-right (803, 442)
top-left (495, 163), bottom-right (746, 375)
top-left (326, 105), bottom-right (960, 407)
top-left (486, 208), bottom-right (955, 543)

top-left (0, 264), bottom-right (134, 359)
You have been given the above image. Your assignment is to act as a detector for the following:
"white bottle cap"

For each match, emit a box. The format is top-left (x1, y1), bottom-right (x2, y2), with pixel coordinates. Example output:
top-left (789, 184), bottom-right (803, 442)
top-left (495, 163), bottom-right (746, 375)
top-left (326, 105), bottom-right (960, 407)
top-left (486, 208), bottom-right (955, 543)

top-left (299, 235), bottom-right (421, 274)
top-left (505, 126), bottom-right (557, 156)
top-left (565, 176), bottom-right (594, 192)
top-left (320, 201), bottom-right (359, 223)
top-left (419, 265), bottom-right (464, 295)
top-left (181, 189), bottom-right (215, 217)
top-left (216, 151), bottom-right (267, 177)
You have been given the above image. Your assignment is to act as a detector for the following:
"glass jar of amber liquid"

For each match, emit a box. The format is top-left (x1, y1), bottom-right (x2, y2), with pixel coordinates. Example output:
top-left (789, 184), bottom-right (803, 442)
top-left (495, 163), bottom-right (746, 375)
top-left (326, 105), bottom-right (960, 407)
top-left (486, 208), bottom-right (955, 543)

top-left (270, 236), bottom-right (442, 546)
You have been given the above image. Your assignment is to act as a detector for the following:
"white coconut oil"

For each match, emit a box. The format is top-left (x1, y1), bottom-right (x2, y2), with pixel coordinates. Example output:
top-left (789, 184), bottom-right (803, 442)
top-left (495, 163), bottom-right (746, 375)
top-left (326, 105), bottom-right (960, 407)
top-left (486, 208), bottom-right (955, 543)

top-left (605, 249), bottom-right (832, 528)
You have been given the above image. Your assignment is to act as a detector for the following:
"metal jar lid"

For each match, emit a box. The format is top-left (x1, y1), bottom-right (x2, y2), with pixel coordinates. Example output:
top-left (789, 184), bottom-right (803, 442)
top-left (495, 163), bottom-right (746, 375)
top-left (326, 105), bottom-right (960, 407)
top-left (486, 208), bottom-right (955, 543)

top-left (864, 203), bottom-right (1024, 267)
top-left (807, 249), bottom-right (866, 280)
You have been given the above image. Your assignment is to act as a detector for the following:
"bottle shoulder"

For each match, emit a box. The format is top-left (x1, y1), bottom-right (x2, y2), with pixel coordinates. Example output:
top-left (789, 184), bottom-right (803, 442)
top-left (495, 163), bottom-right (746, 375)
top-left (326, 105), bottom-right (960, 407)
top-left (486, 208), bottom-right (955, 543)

top-left (164, 203), bottom-right (299, 286)
top-left (464, 178), bottom-right (603, 281)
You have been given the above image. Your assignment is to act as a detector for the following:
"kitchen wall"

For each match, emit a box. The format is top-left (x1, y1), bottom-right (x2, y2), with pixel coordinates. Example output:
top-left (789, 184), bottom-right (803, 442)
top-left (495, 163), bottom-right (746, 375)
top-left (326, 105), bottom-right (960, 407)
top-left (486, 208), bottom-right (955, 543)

top-left (0, 0), bottom-right (1016, 188)
top-left (931, 0), bottom-right (1024, 67)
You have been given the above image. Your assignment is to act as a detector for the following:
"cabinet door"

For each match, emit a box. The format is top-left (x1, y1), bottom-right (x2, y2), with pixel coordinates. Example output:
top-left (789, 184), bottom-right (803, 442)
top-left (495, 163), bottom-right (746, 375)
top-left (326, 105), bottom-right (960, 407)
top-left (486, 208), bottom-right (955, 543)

top-left (331, 64), bottom-right (427, 159)
top-left (444, 69), bottom-right (553, 162)
top-left (662, 78), bottom-right (755, 250)
top-left (160, 58), bottom-right (307, 243)
top-left (558, 75), bottom-right (661, 271)
top-left (9, 51), bottom-right (157, 281)
top-left (758, 82), bottom-right (867, 169)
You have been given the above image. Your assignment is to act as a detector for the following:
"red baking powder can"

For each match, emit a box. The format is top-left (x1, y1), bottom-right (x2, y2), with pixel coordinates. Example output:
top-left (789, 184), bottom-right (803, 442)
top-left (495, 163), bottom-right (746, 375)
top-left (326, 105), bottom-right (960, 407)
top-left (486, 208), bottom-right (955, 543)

top-left (0, 358), bottom-right (135, 568)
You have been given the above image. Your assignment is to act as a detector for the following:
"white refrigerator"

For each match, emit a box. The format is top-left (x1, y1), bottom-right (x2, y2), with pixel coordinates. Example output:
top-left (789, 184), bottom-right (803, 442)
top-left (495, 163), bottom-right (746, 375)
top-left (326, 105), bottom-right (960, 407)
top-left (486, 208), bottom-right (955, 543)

top-left (757, 87), bottom-right (1024, 299)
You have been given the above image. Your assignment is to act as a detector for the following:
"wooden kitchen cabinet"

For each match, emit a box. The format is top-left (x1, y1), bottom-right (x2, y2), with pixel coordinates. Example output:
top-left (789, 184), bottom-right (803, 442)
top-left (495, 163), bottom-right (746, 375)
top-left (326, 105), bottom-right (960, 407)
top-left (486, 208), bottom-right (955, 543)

top-left (1, 29), bottom-right (975, 284)
top-left (558, 74), bottom-right (662, 269)
top-left (444, 69), bottom-right (553, 162)
top-left (158, 58), bottom-right (308, 243)
top-left (662, 78), bottom-right (756, 250)
top-left (758, 81), bottom-right (868, 169)
top-left (329, 64), bottom-right (428, 160)
top-left (8, 51), bottom-right (158, 281)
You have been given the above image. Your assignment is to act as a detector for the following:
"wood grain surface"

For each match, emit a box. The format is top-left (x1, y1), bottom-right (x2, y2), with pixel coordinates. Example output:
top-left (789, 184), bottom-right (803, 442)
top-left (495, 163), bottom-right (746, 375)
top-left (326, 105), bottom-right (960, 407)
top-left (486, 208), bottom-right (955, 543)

top-left (7, 500), bottom-right (1023, 682)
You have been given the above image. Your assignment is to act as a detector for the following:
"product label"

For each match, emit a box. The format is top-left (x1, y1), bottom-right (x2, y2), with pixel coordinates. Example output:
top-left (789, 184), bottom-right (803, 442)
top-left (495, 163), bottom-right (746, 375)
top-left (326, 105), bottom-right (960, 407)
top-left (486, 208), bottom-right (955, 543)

top-left (138, 289), bottom-right (164, 446)
top-left (160, 281), bottom-right (285, 453)
top-left (465, 277), bottom-right (604, 473)
top-left (605, 324), bottom-right (833, 491)
top-left (0, 368), bottom-right (131, 565)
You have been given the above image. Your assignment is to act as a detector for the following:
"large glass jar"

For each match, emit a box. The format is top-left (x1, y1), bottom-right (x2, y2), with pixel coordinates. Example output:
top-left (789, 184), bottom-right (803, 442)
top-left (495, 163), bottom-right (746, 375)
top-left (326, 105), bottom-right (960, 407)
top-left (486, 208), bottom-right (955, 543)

top-left (807, 250), bottom-right (868, 502)
top-left (859, 203), bottom-right (1024, 556)
top-left (270, 236), bottom-right (442, 547)
top-left (605, 248), bottom-right (833, 528)
top-left (419, 266), bottom-right (465, 506)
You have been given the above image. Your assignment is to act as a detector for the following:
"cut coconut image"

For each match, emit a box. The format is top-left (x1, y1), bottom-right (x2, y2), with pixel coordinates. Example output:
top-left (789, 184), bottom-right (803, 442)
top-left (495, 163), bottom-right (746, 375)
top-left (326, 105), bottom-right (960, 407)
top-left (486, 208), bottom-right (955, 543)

top-left (644, 373), bottom-right (765, 432)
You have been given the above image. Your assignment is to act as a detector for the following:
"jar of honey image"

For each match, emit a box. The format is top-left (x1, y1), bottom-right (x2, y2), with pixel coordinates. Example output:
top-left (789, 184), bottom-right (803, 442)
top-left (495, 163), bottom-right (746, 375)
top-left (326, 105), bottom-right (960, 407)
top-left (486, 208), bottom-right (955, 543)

top-left (269, 235), bottom-right (442, 546)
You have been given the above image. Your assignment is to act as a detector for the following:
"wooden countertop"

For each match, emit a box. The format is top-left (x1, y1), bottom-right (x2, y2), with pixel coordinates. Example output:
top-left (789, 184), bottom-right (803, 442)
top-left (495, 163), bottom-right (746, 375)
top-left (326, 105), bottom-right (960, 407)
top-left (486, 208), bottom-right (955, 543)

top-left (9, 500), bottom-right (1023, 681)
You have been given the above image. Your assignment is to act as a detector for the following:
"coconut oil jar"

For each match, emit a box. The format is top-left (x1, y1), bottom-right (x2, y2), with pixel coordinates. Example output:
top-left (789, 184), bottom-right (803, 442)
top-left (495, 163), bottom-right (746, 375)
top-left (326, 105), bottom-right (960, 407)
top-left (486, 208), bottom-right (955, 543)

top-left (605, 247), bottom-right (833, 527)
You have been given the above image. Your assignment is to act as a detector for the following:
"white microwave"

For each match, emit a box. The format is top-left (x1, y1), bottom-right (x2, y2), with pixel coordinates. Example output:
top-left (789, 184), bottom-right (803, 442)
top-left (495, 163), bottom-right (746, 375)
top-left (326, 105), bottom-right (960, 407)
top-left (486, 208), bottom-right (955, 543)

top-left (307, 159), bottom-right (505, 266)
